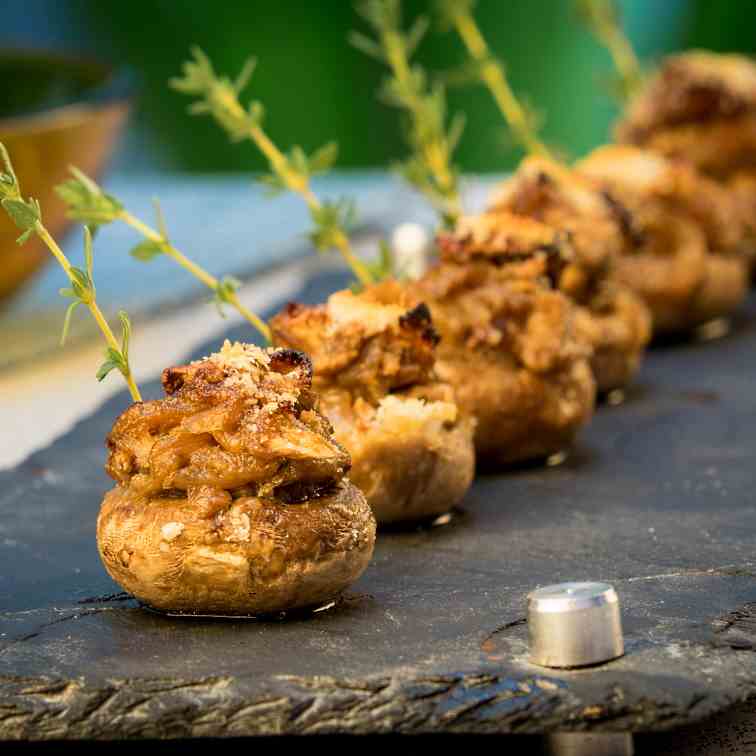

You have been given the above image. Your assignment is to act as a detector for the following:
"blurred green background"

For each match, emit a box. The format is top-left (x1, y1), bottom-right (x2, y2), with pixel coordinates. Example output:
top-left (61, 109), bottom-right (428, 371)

top-left (5, 0), bottom-right (756, 173)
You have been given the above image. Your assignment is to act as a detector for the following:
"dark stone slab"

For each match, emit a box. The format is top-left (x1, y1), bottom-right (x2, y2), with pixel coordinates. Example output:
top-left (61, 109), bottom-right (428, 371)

top-left (3, 272), bottom-right (756, 739)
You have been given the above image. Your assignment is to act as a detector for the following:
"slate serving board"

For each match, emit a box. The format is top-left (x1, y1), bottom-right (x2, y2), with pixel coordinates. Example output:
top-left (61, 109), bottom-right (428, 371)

top-left (3, 268), bottom-right (756, 739)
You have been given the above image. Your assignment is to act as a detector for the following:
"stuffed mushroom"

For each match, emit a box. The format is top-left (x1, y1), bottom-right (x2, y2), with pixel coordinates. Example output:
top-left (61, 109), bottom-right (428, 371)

top-left (578, 144), bottom-right (748, 334)
top-left (615, 51), bottom-right (756, 179)
top-left (489, 157), bottom-right (652, 393)
top-left (727, 171), bottom-right (756, 272)
top-left (270, 281), bottom-right (475, 524)
top-left (98, 341), bottom-right (376, 615)
top-left (416, 212), bottom-right (596, 466)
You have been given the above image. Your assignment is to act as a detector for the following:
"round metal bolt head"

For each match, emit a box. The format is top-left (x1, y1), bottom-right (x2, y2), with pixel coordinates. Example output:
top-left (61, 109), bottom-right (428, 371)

top-left (528, 582), bottom-right (624, 669)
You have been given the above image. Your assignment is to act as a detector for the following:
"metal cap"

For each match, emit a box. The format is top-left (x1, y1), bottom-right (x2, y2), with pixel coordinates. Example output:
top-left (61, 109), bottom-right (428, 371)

top-left (527, 582), bottom-right (624, 668)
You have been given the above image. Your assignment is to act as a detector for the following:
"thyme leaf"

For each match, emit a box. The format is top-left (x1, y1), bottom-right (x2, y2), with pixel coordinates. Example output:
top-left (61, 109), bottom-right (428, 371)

top-left (0, 146), bottom-right (142, 402)
top-left (173, 48), bottom-right (378, 287)
top-left (352, 0), bottom-right (464, 225)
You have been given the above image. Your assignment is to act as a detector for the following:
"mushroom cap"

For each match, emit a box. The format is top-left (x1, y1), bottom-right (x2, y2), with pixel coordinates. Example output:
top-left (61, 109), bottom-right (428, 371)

top-left (420, 219), bottom-right (596, 463)
top-left (577, 145), bottom-right (749, 333)
top-left (98, 480), bottom-right (375, 615)
top-left (434, 349), bottom-right (595, 466)
top-left (614, 209), bottom-right (747, 334)
top-left (574, 285), bottom-right (651, 394)
top-left (578, 144), bottom-right (744, 252)
top-left (484, 167), bottom-right (652, 392)
top-left (323, 393), bottom-right (475, 523)
top-left (434, 210), bottom-right (647, 393)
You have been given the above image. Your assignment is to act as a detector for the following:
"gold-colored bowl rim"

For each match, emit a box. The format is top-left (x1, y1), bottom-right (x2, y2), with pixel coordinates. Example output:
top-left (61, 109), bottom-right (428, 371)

top-left (0, 48), bottom-right (134, 135)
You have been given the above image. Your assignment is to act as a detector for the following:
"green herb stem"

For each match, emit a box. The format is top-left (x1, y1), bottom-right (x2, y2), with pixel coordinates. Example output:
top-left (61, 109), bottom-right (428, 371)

top-left (598, 25), bottom-right (641, 99)
top-left (171, 48), bottom-right (376, 288)
top-left (352, 1), bottom-right (464, 225)
top-left (577, 0), bottom-right (643, 101)
top-left (449, 7), bottom-right (553, 159)
top-left (228, 107), bottom-right (374, 287)
top-left (35, 222), bottom-right (142, 402)
top-left (382, 29), bottom-right (459, 203)
top-left (119, 210), bottom-right (272, 342)
top-left (2, 141), bottom-right (140, 398)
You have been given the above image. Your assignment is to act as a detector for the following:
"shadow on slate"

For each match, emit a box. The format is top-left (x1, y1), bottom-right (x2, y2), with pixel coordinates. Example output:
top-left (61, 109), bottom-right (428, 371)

top-left (3, 275), bottom-right (756, 738)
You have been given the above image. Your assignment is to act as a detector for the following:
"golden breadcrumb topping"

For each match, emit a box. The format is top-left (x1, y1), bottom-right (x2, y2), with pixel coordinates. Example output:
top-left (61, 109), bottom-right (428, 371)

top-left (421, 214), bottom-right (592, 374)
top-left (270, 280), bottom-right (439, 404)
top-left (436, 211), bottom-right (571, 286)
top-left (489, 157), bottom-right (637, 302)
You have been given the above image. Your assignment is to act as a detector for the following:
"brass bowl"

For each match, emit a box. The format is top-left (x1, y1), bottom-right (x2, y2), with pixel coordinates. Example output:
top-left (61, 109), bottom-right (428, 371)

top-left (0, 50), bottom-right (131, 302)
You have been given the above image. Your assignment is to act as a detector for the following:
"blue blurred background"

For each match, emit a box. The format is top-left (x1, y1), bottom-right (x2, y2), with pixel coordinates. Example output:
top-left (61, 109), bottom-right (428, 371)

top-left (6, 0), bottom-right (751, 174)
top-left (2, 0), bottom-right (756, 448)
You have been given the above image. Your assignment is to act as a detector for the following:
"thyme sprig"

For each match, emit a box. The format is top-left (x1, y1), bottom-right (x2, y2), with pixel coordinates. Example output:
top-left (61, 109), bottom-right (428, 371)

top-left (55, 169), bottom-right (271, 342)
top-left (575, 0), bottom-right (644, 102)
top-left (436, 0), bottom-right (553, 161)
top-left (0, 143), bottom-right (141, 401)
top-left (170, 47), bottom-right (375, 288)
top-left (351, 0), bottom-right (464, 226)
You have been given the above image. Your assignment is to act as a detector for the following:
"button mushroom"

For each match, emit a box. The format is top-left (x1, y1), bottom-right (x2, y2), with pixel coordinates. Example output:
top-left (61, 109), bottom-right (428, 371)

top-left (270, 281), bottom-right (475, 524)
top-left (98, 341), bottom-right (376, 615)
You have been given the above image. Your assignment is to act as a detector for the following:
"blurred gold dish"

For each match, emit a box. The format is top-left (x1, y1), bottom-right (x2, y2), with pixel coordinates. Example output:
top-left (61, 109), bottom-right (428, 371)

top-left (0, 50), bottom-right (130, 302)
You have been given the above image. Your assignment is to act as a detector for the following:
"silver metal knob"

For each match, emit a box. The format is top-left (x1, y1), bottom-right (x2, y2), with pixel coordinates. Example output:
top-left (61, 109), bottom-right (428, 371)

top-left (527, 582), bottom-right (624, 668)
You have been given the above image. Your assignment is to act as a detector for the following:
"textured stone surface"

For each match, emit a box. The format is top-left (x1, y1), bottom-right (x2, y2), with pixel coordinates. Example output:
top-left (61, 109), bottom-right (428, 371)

top-left (3, 272), bottom-right (756, 739)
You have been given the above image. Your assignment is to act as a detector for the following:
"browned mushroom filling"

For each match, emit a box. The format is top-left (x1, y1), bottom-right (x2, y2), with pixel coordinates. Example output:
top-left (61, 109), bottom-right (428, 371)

top-left (270, 280), bottom-right (456, 428)
top-left (489, 157), bottom-right (638, 305)
top-left (106, 343), bottom-right (351, 510)
top-left (575, 145), bottom-right (748, 333)
top-left (615, 52), bottom-right (756, 178)
top-left (422, 213), bottom-right (591, 373)
top-left (616, 52), bottom-right (756, 142)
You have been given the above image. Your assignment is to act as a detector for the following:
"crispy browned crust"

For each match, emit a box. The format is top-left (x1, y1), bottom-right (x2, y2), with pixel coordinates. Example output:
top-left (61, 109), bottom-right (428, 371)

top-left (98, 342), bottom-right (376, 614)
top-left (107, 343), bottom-right (349, 502)
top-left (270, 281), bottom-right (438, 403)
top-left (616, 52), bottom-right (756, 177)
top-left (578, 145), bottom-right (749, 333)
top-left (489, 157), bottom-right (630, 301)
top-left (626, 115), bottom-right (756, 179)
top-left (485, 167), bottom-right (651, 391)
top-left (270, 281), bottom-right (475, 523)
top-left (436, 210), bottom-right (571, 288)
top-left (418, 216), bottom-right (596, 464)
top-left (617, 51), bottom-right (756, 141)
top-left (578, 144), bottom-right (744, 252)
